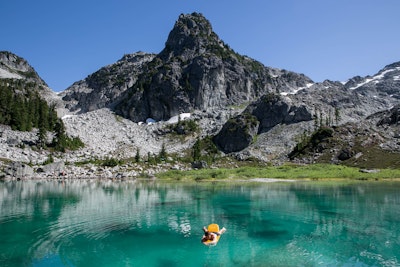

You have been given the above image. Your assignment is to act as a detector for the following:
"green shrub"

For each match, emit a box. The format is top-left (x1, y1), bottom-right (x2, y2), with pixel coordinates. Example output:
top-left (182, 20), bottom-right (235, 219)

top-left (102, 157), bottom-right (120, 167)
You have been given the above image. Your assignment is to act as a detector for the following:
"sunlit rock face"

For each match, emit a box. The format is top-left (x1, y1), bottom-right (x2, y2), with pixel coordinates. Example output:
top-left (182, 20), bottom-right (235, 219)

top-left (213, 94), bottom-right (313, 153)
top-left (60, 12), bottom-right (313, 122)
top-left (60, 52), bottom-right (156, 114)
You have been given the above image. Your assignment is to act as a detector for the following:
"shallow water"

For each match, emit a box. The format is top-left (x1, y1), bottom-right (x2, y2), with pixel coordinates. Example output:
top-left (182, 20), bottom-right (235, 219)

top-left (1, 180), bottom-right (400, 266)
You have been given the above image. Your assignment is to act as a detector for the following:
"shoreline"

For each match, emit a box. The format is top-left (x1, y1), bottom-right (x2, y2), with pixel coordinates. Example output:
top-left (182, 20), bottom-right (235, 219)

top-left (246, 178), bottom-right (297, 183)
top-left (3, 161), bottom-right (400, 182)
top-left (2, 175), bottom-right (400, 183)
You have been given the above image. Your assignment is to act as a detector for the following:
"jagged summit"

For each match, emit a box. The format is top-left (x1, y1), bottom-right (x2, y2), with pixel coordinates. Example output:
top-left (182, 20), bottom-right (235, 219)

top-left (383, 61), bottom-right (400, 70)
top-left (113, 13), bottom-right (313, 122)
top-left (343, 60), bottom-right (400, 101)
top-left (60, 13), bottom-right (313, 121)
top-left (160, 12), bottom-right (223, 61)
top-left (0, 51), bottom-right (63, 110)
top-left (0, 51), bottom-right (47, 86)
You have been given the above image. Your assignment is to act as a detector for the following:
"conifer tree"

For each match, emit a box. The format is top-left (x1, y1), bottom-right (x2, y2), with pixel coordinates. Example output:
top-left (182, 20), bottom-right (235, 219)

top-left (335, 107), bottom-right (341, 125)
top-left (159, 143), bottom-right (167, 162)
top-left (192, 139), bottom-right (201, 161)
top-left (37, 125), bottom-right (47, 149)
top-left (135, 148), bottom-right (141, 163)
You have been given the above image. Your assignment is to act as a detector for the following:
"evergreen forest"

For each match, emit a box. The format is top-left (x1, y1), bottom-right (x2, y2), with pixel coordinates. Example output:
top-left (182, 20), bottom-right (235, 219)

top-left (0, 79), bottom-right (83, 151)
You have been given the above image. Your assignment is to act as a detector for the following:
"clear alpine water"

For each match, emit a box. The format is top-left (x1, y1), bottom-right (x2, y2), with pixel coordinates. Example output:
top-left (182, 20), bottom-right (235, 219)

top-left (1, 180), bottom-right (400, 266)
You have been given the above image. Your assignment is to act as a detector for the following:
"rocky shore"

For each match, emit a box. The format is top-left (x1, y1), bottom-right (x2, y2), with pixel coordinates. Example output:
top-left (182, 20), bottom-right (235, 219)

top-left (1, 160), bottom-right (190, 181)
top-left (0, 108), bottom-right (230, 181)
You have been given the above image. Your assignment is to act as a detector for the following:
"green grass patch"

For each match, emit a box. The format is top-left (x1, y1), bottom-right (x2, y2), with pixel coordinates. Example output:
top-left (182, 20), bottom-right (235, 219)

top-left (156, 163), bottom-right (400, 181)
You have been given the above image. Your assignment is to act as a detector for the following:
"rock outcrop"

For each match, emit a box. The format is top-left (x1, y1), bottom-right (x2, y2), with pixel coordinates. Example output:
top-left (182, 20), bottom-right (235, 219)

top-left (213, 113), bottom-right (259, 153)
top-left (3, 162), bottom-right (34, 178)
top-left (214, 93), bottom-right (313, 153)
top-left (345, 62), bottom-right (400, 100)
top-left (60, 52), bottom-right (156, 113)
top-left (245, 93), bottom-right (313, 134)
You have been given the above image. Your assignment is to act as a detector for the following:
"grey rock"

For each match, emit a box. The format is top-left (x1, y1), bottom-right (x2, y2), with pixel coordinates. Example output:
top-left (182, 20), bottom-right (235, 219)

top-left (111, 13), bottom-right (314, 122)
top-left (0, 51), bottom-right (63, 110)
top-left (214, 113), bottom-right (259, 153)
top-left (40, 162), bottom-right (65, 174)
top-left (338, 148), bottom-right (354, 161)
top-left (359, 169), bottom-right (380, 173)
top-left (0, 51), bottom-right (46, 84)
top-left (4, 162), bottom-right (34, 178)
top-left (60, 52), bottom-right (156, 113)
top-left (191, 160), bottom-right (208, 169)
top-left (214, 93), bottom-right (313, 153)
top-left (245, 93), bottom-right (313, 133)
top-left (375, 104), bottom-right (400, 126)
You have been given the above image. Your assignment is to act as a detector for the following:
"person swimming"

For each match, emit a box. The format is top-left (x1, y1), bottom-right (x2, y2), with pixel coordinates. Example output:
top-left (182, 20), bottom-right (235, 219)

top-left (201, 226), bottom-right (226, 244)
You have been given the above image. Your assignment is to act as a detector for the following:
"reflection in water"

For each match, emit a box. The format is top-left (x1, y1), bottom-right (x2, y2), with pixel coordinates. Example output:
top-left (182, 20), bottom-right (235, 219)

top-left (0, 180), bottom-right (400, 266)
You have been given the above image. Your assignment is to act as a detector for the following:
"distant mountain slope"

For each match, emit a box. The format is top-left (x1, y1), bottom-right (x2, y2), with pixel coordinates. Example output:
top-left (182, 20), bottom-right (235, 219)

top-left (0, 51), bottom-right (47, 85)
top-left (60, 52), bottom-right (156, 113)
top-left (345, 61), bottom-right (400, 100)
top-left (213, 60), bottom-right (400, 161)
top-left (0, 52), bottom-right (61, 132)
top-left (0, 51), bottom-right (64, 110)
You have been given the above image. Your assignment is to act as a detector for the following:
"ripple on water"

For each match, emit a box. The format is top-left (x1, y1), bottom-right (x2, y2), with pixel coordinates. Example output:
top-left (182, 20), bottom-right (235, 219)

top-left (2, 181), bottom-right (400, 267)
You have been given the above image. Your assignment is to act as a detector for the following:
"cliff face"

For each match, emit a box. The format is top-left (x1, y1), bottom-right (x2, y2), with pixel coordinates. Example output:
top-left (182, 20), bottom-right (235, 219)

top-left (60, 13), bottom-right (312, 122)
top-left (115, 13), bottom-right (313, 122)
top-left (213, 93), bottom-right (314, 153)
top-left (60, 52), bottom-right (156, 113)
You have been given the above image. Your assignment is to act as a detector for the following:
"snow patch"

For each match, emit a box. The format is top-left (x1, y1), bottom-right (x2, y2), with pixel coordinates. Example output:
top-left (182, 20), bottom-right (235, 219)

top-left (280, 83), bottom-right (313, 96)
top-left (349, 68), bottom-right (399, 90)
top-left (62, 114), bottom-right (77, 119)
top-left (167, 113), bottom-right (191, 124)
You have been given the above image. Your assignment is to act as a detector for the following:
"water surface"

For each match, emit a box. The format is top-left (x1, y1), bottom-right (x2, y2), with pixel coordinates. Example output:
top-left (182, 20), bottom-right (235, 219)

top-left (1, 180), bottom-right (400, 266)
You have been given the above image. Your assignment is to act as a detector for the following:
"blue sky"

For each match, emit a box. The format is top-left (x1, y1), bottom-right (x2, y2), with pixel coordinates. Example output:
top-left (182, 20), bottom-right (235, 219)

top-left (2, 0), bottom-right (400, 91)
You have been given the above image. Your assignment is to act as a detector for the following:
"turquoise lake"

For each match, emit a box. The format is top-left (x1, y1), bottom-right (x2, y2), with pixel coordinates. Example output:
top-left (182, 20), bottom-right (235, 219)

top-left (1, 180), bottom-right (400, 266)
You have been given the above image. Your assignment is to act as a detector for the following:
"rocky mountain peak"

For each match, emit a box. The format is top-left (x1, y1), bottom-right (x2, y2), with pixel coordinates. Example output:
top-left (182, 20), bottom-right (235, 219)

top-left (0, 52), bottom-right (67, 118)
top-left (343, 59), bottom-right (400, 102)
top-left (0, 51), bottom-right (46, 86)
top-left (0, 51), bottom-right (30, 72)
top-left (2, 17), bottom-right (400, 172)
top-left (160, 12), bottom-right (221, 61)
top-left (114, 13), bottom-right (314, 122)
top-left (382, 61), bottom-right (400, 71)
